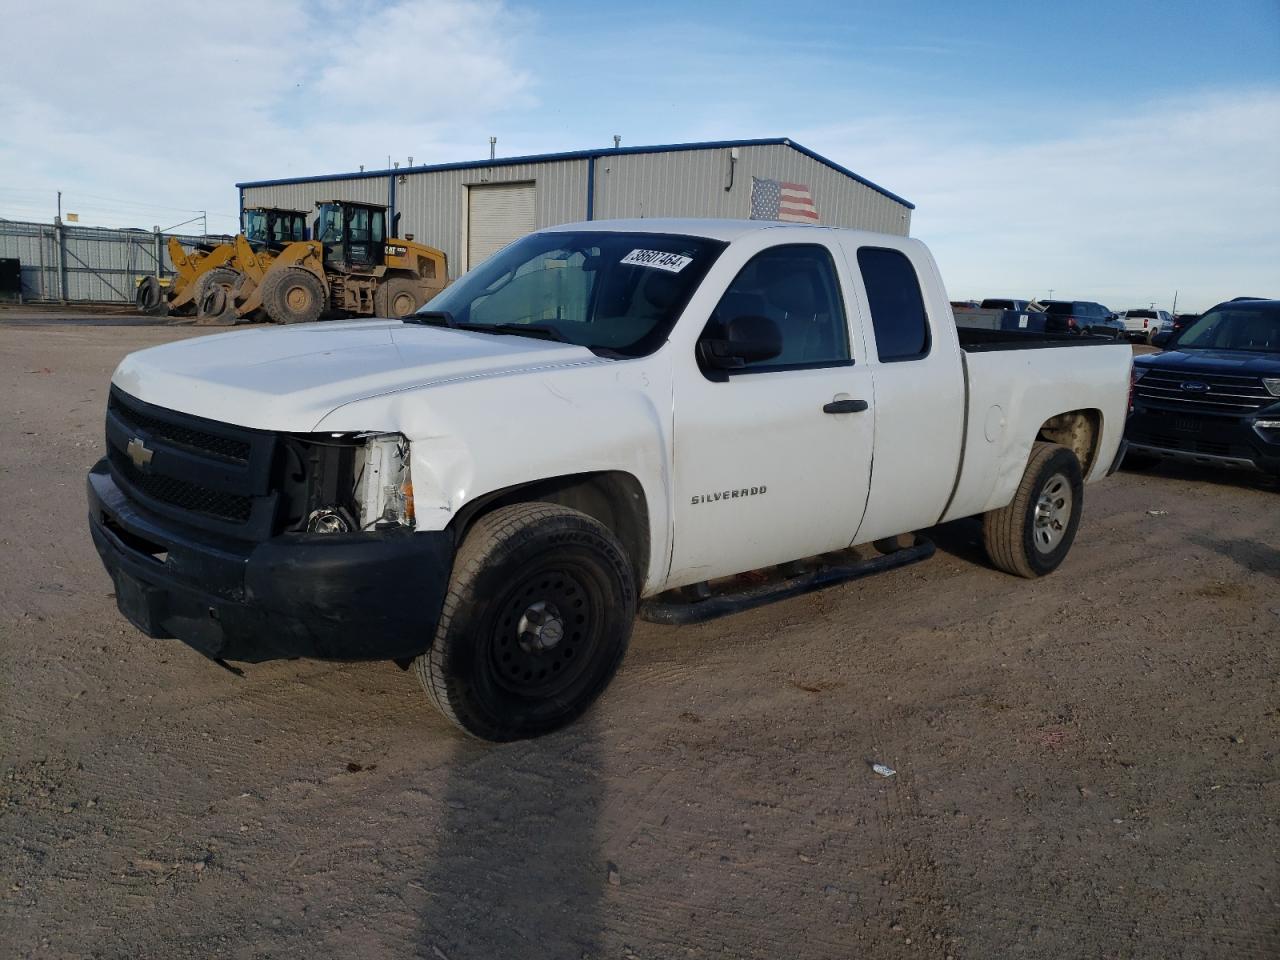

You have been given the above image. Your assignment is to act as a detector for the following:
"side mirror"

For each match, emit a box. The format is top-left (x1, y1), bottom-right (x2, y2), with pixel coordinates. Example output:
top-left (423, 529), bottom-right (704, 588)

top-left (1151, 331), bottom-right (1171, 348)
top-left (698, 315), bottom-right (783, 374)
top-left (1108, 313), bottom-right (1119, 320)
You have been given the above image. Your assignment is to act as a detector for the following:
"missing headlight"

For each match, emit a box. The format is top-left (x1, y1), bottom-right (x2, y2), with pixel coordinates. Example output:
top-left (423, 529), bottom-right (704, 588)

top-left (275, 432), bottom-right (413, 534)
top-left (356, 433), bottom-right (414, 530)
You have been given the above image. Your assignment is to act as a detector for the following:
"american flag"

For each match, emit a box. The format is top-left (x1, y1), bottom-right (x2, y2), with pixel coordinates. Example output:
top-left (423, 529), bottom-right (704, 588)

top-left (749, 177), bottom-right (820, 222)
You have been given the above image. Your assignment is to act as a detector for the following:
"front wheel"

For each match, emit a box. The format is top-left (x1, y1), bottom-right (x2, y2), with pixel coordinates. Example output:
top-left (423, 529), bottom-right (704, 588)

top-left (982, 442), bottom-right (1084, 578)
top-left (262, 267), bottom-right (326, 324)
top-left (415, 503), bottom-right (636, 741)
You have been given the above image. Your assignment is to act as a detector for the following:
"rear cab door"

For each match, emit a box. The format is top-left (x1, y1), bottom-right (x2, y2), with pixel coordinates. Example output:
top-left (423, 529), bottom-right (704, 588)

top-left (834, 236), bottom-right (966, 544)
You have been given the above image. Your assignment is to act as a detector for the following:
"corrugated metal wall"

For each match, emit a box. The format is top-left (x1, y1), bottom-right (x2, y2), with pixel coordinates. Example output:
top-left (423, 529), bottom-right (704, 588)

top-left (241, 160), bottom-right (589, 278)
top-left (0, 219), bottom-right (222, 303)
top-left (240, 177), bottom-right (391, 215)
top-left (592, 144), bottom-right (911, 235)
top-left (239, 144), bottom-right (910, 279)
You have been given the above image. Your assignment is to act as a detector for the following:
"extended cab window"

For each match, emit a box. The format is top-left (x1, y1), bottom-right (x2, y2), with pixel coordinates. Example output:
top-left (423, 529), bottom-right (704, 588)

top-left (857, 247), bottom-right (931, 362)
top-left (702, 244), bottom-right (850, 373)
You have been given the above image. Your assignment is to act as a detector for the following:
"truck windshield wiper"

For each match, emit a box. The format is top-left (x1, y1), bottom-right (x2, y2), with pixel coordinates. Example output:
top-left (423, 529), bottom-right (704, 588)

top-left (403, 310), bottom-right (457, 328)
top-left (455, 322), bottom-right (567, 343)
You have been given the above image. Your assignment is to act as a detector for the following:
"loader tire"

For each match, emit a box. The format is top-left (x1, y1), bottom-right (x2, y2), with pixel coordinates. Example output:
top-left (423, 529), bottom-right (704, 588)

top-left (414, 503), bottom-right (635, 742)
top-left (981, 441), bottom-right (1083, 579)
top-left (375, 277), bottom-right (425, 318)
top-left (135, 276), bottom-right (165, 315)
top-left (263, 267), bottom-right (326, 325)
top-left (194, 267), bottom-right (238, 309)
top-left (195, 285), bottom-right (236, 326)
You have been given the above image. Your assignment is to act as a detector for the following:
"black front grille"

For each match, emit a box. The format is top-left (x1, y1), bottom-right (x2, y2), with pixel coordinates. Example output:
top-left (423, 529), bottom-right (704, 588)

top-left (1135, 370), bottom-right (1274, 414)
top-left (109, 392), bottom-right (250, 463)
top-left (110, 449), bottom-right (253, 522)
top-left (105, 387), bottom-right (277, 537)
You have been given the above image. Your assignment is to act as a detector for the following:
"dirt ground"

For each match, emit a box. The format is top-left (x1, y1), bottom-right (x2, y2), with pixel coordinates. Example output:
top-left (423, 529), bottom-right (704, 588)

top-left (2, 318), bottom-right (1277, 960)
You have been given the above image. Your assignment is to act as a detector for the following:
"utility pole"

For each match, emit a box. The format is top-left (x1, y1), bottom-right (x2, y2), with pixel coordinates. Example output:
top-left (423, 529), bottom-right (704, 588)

top-left (1048, 288), bottom-right (1054, 300)
top-left (1171, 290), bottom-right (1178, 316)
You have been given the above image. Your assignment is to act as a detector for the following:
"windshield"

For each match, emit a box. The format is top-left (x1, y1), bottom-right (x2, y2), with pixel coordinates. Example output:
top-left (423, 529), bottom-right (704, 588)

top-left (316, 204), bottom-right (344, 243)
top-left (419, 230), bottom-right (727, 357)
top-left (1175, 303), bottom-right (1279, 352)
top-left (244, 209), bottom-right (267, 243)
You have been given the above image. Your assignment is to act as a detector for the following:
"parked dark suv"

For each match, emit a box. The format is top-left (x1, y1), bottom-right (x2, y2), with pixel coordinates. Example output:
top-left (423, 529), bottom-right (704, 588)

top-left (1043, 300), bottom-right (1121, 337)
top-left (1126, 298), bottom-right (1280, 475)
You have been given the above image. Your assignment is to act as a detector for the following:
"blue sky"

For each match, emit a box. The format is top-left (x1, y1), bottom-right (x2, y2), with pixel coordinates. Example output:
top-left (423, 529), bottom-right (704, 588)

top-left (1, 0), bottom-right (1277, 310)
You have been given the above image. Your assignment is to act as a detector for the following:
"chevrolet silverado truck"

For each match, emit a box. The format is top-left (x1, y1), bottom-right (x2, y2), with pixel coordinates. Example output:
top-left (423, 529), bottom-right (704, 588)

top-left (88, 219), bottom-right (1132, 741)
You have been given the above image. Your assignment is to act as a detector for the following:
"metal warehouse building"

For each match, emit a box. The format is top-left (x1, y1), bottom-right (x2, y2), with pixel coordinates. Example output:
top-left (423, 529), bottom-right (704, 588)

top-left (237, 138), bottom-right (913, 278)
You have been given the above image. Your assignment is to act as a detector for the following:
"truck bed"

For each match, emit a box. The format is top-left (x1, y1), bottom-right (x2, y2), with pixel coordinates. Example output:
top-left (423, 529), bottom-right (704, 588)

top-left (957, 326), bottom-right (1118, 352)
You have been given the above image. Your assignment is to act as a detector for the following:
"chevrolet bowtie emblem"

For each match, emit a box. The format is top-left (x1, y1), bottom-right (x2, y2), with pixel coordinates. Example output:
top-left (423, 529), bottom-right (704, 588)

top-left (126, 437), bottom-right (154, 469)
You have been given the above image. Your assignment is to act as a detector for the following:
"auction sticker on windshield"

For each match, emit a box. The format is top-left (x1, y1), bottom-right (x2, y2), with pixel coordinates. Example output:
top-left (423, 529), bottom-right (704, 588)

top-left (621, 249), bottom-right (693, 273)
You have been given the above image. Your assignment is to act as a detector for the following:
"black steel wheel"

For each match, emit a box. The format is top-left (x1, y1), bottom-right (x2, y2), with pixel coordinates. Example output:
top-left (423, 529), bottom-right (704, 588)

top-left (415, 502), bottom-right (636, 741)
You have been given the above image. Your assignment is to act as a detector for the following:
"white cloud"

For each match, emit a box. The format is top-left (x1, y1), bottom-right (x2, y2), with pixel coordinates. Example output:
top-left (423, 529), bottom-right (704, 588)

top-left (0, 0), bottom-right (534, 231)
top-left (798, 89), bottom-right (1280, 311)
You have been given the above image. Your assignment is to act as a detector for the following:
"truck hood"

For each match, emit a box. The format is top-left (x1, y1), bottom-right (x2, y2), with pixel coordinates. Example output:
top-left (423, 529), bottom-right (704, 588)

top-left (111, 319), bottom-right (602, 431)
top-left (1136, 348), bottom-right (1280, 376)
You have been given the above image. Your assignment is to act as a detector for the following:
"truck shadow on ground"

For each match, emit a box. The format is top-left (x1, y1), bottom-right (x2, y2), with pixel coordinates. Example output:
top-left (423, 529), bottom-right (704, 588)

top-left (1187, 534), bottom-right (1280, 579)
top-left (417, 718), bottom-right (608, 958)
top-left (922, 517), bottom-right (990, 569)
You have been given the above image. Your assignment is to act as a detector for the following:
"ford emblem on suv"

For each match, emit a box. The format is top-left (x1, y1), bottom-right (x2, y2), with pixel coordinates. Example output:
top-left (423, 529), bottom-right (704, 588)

top-left (1179, 381), bottom-right (1210, 393)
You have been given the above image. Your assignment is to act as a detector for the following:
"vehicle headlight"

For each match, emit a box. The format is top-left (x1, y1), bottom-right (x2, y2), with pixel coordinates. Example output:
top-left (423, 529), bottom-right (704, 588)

top-left (1263, 378), bottom-right (1280, 397)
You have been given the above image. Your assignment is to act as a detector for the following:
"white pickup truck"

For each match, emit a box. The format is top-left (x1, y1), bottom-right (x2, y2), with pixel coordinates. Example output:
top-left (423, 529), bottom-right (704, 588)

top-left (88, 219), bottom-right (1132, 740)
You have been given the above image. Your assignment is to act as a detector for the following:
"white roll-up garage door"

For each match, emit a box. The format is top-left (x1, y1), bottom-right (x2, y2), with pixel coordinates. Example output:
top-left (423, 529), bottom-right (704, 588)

top-left (467, 182), bottom-right (536, 269)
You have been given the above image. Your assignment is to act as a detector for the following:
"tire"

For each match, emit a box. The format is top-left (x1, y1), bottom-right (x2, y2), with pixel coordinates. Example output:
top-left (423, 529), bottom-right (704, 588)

top-left (414, 502), bottom-right (636, 741)
top-left (982, 442), bottom-right (1084, 578)
top-left (135, 276), bottom-right (164, 314)
top-left (195, 284), bottom-right (236, 325)
top-left (194, 266), bottom-right (238, 308)
top-left (262, 267), bottom-right (326, 325)
top-left (375, 276), bottom-right (424, 318)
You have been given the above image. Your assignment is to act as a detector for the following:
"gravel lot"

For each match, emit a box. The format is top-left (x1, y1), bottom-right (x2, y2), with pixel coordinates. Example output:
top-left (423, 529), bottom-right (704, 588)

top-left (2, 317), bottom-right (1277, 959)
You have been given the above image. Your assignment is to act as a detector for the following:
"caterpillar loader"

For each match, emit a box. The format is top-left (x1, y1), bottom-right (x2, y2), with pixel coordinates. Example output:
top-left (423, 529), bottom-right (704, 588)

top-left (218, 200), bottom-right (448, 325)
top-left (135, 207), bottom-right (308, 320)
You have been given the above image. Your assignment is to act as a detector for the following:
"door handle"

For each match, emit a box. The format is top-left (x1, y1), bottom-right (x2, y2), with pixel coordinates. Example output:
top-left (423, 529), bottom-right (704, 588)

top-left (823, 398), bottom-right (869, 414)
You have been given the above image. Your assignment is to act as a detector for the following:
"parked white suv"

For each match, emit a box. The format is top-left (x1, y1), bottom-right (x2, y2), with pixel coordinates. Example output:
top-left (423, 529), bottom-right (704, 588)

top-left (1119, 308), bottom-right (1172, 343)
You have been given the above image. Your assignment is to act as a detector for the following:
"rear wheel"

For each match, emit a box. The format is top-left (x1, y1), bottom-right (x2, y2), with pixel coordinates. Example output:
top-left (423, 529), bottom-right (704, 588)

top-left (262, 267), bottom-right (326, 324)
top-left (375, 276), bottom-right (425, 318)
top-left (414, 503), bottom-right (636, 741)
top-left (982, 442), bottom-right (1084, 578)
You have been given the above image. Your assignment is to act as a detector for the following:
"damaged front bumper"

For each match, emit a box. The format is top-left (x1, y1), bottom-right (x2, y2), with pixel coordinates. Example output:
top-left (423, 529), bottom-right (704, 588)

top-left (87, 459), bottom-right (453, 663)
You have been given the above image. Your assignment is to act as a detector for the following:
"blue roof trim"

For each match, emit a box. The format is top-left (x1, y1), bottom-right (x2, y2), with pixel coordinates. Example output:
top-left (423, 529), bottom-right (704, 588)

top-left (236, 137), bottom-right (914, 210)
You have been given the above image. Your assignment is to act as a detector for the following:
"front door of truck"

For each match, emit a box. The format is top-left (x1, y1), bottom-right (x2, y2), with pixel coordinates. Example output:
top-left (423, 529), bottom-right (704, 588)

top-left (668, 241), bottom-right (875, 588)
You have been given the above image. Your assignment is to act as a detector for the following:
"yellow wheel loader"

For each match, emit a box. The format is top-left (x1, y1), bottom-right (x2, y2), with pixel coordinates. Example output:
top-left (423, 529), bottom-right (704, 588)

top-left (234, 201), bottom-right (448, 325)
top-left (136, 207), bottom-right (308, 321)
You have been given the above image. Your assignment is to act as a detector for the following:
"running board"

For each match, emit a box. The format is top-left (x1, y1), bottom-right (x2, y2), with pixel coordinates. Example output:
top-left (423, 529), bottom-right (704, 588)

top-left (639, 535), bottom-right (935, 626)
